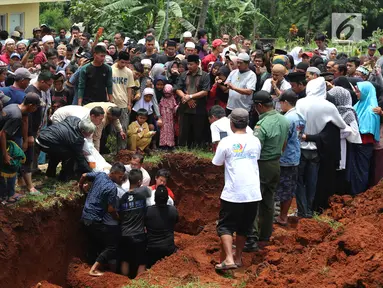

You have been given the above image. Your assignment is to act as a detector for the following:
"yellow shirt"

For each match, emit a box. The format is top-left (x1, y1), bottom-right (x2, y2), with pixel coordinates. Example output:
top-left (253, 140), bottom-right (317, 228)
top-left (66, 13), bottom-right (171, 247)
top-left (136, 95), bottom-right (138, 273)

top-left (111, 63), bottom-right (135, 108)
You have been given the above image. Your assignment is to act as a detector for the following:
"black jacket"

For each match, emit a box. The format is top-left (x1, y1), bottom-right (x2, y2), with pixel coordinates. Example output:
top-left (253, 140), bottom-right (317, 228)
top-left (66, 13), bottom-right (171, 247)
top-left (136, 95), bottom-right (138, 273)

top-left (37, 116), bottom-right (88, 169)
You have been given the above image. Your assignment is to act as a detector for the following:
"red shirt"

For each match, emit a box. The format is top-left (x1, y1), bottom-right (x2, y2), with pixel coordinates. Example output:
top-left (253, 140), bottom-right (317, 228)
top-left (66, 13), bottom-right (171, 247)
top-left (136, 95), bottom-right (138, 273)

top-left (201, 53), bottom-right (222, 72)
top-left (150, 185), bottom-right (175, 200)
top-left (0, 53), bottom-right (10, 65)
top-left (34, 51), bottom-right (47, 65)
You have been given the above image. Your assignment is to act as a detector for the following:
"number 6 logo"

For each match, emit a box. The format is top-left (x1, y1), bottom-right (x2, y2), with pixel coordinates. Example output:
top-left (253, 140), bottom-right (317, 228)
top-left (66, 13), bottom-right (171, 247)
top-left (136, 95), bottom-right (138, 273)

top-left (332, 13), bottom-right (362, 42)
top-left (336, 15), bottom-right (357, 40)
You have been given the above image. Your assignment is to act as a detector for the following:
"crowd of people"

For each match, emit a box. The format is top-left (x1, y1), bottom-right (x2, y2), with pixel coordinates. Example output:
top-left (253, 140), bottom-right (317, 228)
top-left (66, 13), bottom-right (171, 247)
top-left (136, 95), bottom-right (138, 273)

top-left (1, 23), bottom-right (383, 274)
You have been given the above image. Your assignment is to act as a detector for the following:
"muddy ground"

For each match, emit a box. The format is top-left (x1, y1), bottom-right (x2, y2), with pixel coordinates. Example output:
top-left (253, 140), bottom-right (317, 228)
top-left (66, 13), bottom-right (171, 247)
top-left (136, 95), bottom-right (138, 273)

top-left (0, 152), bottom-right (382, 287)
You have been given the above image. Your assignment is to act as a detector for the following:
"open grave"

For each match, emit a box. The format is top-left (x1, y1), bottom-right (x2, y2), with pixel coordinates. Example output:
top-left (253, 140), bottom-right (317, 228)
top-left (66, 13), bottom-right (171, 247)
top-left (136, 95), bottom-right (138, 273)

top-left (0, 152), bottom-right (382, 288)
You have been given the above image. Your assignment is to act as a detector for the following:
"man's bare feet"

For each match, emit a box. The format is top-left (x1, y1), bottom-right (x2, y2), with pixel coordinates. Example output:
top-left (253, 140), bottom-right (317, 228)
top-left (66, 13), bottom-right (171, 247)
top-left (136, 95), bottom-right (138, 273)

top-left (89, 269), bottom-right (104, 277)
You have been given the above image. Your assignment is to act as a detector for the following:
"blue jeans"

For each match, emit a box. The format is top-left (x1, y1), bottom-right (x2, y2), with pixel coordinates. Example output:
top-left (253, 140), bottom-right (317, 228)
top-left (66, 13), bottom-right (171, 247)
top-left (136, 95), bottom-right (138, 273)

top-left (0, 176), bottom-right (17, 199)
top-left (296, 149), bottom-right (320, 218)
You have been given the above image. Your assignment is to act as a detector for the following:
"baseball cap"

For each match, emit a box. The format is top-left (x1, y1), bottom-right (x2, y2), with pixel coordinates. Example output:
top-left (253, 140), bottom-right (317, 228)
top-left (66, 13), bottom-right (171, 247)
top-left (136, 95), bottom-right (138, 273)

top-left (11, 31), bottom-right (21, 38)
top-left (23, 92), bottom-right (41, 106)
top-left (237, 53), bottom-right (250, 62)
top-left (14, 68), bottom-right (32, 80)
top-left (368, 43), bottom-right (377, 50)
top-left (33, 27), bottom-right (42, 33)
top-left (302, 52), bottom-right (313, 58)
top-left (212, 39), bottom-right (223, 48)
top-left (307, 66), bottom-right (321, 75)
top-left (228, 108), bottom-right (249, 125)
top-left (279, 90), bottom-right (298, 102)
top-left (185, 42), bottom-right (195, 49)
top-left (253, 91), bottom-right (273, 104)
top-left (104, 55), bottom-right (114, 65)
top-left (229, 44), bottom-right (237, 52)
top-left (183, 31), bottom-right (192, 38)
top-left (10, 53), bottom-right (21, 59)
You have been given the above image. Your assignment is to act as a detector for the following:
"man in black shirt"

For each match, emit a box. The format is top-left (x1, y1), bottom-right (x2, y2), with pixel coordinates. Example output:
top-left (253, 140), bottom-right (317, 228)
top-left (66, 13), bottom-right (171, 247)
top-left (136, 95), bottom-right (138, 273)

top-left (157, 40), bottom-right (177, 64)
top-left (119, 169), bottom-right (151, 277)
top-left (145, 185), bottom-right (178, 268)
top-left (140, 35), bottom-right (158, 65)
top-left (175, 54), bottom-right (210, 147)
top-left (78, 45), bottom-right (113, 105)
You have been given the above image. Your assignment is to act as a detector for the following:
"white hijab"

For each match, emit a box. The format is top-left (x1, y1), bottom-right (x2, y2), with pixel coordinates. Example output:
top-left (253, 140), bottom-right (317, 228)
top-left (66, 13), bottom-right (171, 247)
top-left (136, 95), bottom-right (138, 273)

top-left (289, 46), bottom-right (302, 65)
top-left (133, 87), bottom-right (154, 114)
top-left (296, 77), bottom-right (347, 150)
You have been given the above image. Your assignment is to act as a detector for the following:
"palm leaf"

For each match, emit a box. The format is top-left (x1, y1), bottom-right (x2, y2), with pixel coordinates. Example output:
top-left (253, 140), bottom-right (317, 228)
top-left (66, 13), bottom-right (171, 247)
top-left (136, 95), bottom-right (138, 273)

top-left (179, 18), bottom-right (196, 32)
top-left (104, 0), bottom-right (139, 11)
top-left (154, 9), bottom-right (166, 40)
top-left (169, 1), bottom-right (183, 18)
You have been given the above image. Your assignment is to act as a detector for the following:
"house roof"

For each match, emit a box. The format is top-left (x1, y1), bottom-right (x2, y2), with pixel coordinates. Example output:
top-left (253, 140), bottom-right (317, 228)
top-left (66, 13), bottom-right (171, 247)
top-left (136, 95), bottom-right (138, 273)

top-left (0, 0), bottom-right (68, 5)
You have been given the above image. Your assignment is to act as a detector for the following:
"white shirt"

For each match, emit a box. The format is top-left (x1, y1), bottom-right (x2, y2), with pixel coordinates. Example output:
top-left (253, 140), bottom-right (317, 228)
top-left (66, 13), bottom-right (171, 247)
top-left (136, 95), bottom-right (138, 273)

top-left (146, 187), bottom-right (174, 207)
top-left (51, 105), bottom-right (90, 124)
top-left (261, 78), bottom-right (292, 112)
top-left (212, 133), bottom-right (262, 203)
top-left (226, 69), bottom-right (257, 111)
top-left (210, 117), bottom-right (253, 143)
top-left (124, 164), bottom-right (151, 187)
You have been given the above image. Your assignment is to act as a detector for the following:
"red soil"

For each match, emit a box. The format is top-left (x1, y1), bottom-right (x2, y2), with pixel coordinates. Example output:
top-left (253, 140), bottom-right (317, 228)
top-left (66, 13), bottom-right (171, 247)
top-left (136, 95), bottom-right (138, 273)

top-left (2, 152), bottom-right (382, 287)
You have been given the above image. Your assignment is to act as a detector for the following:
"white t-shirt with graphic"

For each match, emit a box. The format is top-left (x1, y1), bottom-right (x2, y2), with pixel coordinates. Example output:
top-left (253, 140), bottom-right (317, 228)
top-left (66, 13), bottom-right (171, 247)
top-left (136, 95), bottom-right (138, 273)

top-left (212, 133), bottom-right (262, 203)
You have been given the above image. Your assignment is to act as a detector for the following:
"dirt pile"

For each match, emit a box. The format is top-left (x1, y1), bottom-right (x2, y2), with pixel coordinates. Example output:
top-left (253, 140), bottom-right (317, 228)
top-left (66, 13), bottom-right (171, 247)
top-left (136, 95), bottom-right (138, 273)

top-left (0, 194), bottom-right (85, 288)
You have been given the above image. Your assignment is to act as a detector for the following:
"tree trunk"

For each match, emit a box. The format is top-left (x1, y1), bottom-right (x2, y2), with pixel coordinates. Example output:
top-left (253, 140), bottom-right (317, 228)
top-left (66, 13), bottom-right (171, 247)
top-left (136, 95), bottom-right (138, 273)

top-left (269, 0), bottom-right (276, 19)
top-left (305, 8), bottom-right (313, 45)
top-left (196, 0), bottom-right (209, 37)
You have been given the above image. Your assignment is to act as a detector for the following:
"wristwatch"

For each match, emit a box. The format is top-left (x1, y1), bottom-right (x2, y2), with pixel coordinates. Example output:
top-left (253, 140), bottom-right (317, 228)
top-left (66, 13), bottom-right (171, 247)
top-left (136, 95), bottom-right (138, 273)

top-left (190, 94), bottom-right (193, 99)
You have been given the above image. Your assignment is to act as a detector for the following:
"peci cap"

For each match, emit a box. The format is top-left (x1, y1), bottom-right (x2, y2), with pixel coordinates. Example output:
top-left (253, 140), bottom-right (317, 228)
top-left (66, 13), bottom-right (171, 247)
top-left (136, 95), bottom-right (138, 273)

top-left (23, 92), bottom-right (41, 107)
top-left (185, 42), bottom-right (195, 49)
top-left (10, 53), bottom-right (21, 59)
top-left (183, 31), bottom-right (192, 38)
top-left (229, 108), bottom-right (249, 125)
top-left (253, 90), bottom-right (273, 104)
top-left (14, 68), bottom-right (32, 80)
top-left (167, 40), bottom-right (176, 47)
top-left (368, 43), bottom-right (377, 50)
top-left (212, 39), bottom-right (223, 48)
top-left (307, 66), bottom-right (321, 75)
top-left (187, 54), bottom-right (200, 63)
top-left (279, 90), bottom-right (298, 102)
top-left (237, 52), bottom-right (250, 62)
top-left (274, 49), bottom-right (287, 55)
top-left (296, 62), bottom-right (309, 72)
top-left (286, 71), bottom-right (306, 83)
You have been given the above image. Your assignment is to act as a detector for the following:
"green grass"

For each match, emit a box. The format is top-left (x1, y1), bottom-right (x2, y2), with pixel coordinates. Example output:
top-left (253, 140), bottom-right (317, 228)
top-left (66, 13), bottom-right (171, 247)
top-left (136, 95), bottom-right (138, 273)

top-left (174, 147), bottom-right (214, 160)
top-left (144, 154), bottom-right (163, 165)
top-left (312, 213), bottom-right (343, 230)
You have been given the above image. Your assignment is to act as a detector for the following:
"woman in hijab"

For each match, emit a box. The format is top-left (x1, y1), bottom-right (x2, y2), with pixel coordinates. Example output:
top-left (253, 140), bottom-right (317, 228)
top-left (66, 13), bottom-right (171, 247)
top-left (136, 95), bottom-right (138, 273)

top-left (289, 46), bottom-right (303, 65)
top-left (327, 48), bottom-right (337, 61)
top-left (198, 39), bottom-right (208, 60)
top-left (334, 76), bottom-right (359, 105)
top-left (166, 61), bottom-right (181, 85)
top-left (149, 63), bottom-right (166, 81)
top-left (207, 63), bottom-right (226, 111)
top-left (328, 86), bottom-right (362, 194)
top-left (296, 77), bottom-right (347, 216)
top-left (153, 75), bottom-right (168, 103)
top-left (349, 81), bottom-right (380, 194)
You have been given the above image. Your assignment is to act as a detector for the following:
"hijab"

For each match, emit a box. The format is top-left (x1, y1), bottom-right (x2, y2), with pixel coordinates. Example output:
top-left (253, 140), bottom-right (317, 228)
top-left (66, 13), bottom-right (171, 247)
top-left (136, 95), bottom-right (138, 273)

top-left (296, 77), bottom-right (346, 149)
top-left (133, 87), bottom-right (154, 114)
top-left (327, 48), bottom-right (337, 61)
top-left (354, 81), bottom-right (380, 141)
top-left (149, 63), bottom-right (165, 80)
top-left (199, 39), bottom-right (208, 59)
top-left (154, 75), bottom-right (167, 102)
top-left (290, 47), bottom-right (302, 65)
top-left (328, 87), bottom-right (358, 125)
top-left (160, 84), bottom-right (177, 109)
top-left (210, 61), bottom-right (223, 84)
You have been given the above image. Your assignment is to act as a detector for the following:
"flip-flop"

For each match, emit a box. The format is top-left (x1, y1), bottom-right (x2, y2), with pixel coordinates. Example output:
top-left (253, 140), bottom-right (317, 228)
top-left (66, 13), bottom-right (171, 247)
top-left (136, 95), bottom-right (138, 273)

top-left (215, 262), bottom-right (237, 271)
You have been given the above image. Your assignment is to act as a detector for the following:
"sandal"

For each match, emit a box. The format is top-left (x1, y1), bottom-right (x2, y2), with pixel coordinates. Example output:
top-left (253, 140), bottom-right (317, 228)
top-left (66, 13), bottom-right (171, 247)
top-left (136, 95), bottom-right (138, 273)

top-left (274, 217), bottom-right (288, 227)
top-left (215, 261), bottom-right (237, 271)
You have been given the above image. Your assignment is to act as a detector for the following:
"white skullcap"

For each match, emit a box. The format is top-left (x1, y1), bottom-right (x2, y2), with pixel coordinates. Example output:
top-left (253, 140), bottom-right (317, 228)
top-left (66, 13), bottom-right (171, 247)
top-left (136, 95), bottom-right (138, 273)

top-left (185, 42), bottom-right (195, 49)
top-left (5, 38), bottom-right (15, 46)
top-left (183, 31), bottom-right (192, 38)
top-left (42, 35), bottom-right (54, 44)
top-left (141, 59), bottom-right (152, 68)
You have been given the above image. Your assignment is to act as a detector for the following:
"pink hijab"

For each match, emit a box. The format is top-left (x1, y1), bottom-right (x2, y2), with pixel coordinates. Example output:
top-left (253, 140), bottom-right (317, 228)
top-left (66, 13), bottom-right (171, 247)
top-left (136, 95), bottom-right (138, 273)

top-left (160, 84), bottom-right (177, 109)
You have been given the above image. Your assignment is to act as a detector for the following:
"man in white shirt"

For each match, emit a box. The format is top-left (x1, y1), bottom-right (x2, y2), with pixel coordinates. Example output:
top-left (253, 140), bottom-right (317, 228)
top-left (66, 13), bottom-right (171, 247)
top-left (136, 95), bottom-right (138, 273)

top-left (224, 53), bottom-right (257, 114)
top-left (51, 105), bottom-right (105, 125)
top-left (208, 105), bottom-right (253, 150)
top-left (212, 108), bottom-right (262, 271)
top-left (123, 153), bottom-right (151, 189)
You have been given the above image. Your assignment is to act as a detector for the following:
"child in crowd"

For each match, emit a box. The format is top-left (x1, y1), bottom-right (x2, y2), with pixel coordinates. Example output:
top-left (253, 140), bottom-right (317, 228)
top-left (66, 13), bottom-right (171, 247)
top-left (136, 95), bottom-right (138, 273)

top-left (145, 185), bottom-right (178, 268)
top-left (119, 169), bottom-right (151, 277)
top-left (159, 84), bottom-right (178, 149)
top-left (148, 168), bottom-right (175, 206)
top-left (132, 87), bottom-right (158, 125)
top-left (127, 108), bottom-right (156, 152)
top-left (51, 72), bottom-right (72, 105)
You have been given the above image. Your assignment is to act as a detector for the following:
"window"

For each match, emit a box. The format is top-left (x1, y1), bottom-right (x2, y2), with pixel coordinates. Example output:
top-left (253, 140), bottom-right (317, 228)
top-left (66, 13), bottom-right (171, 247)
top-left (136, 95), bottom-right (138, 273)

top-left (10, 13), bottom-right (24, 33)
top-left (0, 14), bottom-right (7, 31)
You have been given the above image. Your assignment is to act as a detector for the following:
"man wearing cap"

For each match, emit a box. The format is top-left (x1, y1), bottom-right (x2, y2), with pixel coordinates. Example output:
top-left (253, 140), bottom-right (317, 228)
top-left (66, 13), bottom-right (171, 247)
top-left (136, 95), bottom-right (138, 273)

top-left (305, 67), bottom-right (321, 82)
top-left (212, 108), bottom-right (262, 271)
top-left (275, 90), bottom-right (305, 226)
top-left (16, 41), bottom-right (27, 58)
top-left (30, 27), bottom-right (42, 42)
top-left (0, 39), bottom-right (16, 64)
top-left (201, 39), bottom-right (223, 72)
top-left (157, 40), bottom-right (177, 64)
top-left (287, 72), bottom-right (307, 98)
top-left (0, 68), bottom-right (32, 106)
top-left (361, 43), bottom-right (378, 65)
top-left (244, 90), bottom-right (289, 251)
top-left (10, 31), bottom-right (21, 43)
top-left (0, 92), bottom-right (41, 203)
top-left (175, 54), bottom-right (210, 147)
top-left (34, 35), bottom-right (55, 65)
top-left (9, 53), bottom-right (21, 68)
top-left (224, 53), bottom-right (256, 114)
top-left (178, 31), bottom-right (193, 55)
